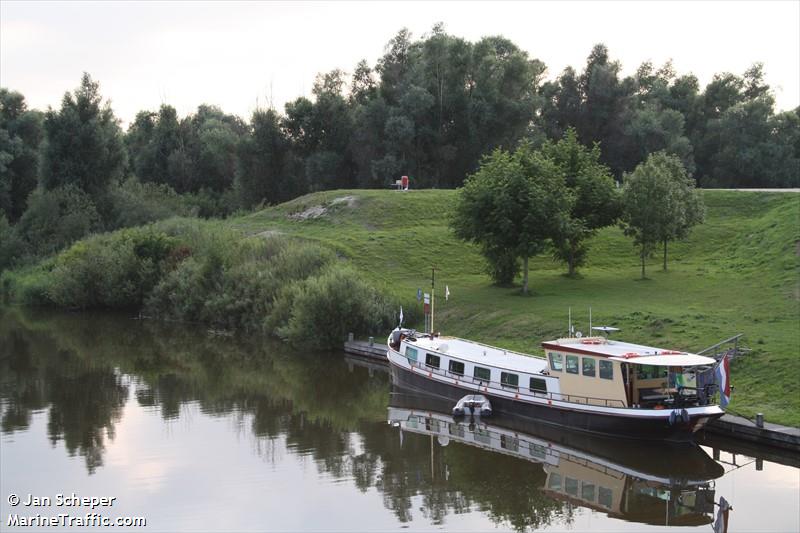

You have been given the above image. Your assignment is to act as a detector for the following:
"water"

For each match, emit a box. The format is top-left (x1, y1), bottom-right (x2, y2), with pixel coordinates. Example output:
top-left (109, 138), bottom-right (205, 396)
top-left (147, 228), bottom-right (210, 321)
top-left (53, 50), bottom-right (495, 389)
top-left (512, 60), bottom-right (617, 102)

top-left (1, 308), bottom-right (797, 532)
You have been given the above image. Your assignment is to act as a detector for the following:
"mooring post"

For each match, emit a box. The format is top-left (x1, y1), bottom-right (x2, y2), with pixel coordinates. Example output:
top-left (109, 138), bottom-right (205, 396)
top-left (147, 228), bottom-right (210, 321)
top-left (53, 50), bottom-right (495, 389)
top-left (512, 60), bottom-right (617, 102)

top-left (348, 332), bottom-right (354, 342)
top-left (756, 413), bottom-right (764, 428)
top-left (756, 458), bottom-right (763, 471)
top-left (369, 336), bottom-right (374, 346)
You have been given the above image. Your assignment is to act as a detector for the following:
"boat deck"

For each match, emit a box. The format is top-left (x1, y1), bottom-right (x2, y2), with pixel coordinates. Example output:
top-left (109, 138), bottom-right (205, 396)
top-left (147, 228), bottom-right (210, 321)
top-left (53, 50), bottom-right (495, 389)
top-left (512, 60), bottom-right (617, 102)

top-left (405, 335), bottom-right (548, 374)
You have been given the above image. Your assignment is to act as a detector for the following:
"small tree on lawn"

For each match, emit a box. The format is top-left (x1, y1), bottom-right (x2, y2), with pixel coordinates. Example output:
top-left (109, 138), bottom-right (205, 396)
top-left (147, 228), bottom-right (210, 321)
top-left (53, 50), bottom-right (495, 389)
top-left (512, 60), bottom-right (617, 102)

top-left (539, 129), bottom-right (620, 276)
top-left (621, 151), bottom-right (703, 278)
top-left (653, 152), bottom-right (705, 270)
top-left (451, 146), bottom-right (570, 294)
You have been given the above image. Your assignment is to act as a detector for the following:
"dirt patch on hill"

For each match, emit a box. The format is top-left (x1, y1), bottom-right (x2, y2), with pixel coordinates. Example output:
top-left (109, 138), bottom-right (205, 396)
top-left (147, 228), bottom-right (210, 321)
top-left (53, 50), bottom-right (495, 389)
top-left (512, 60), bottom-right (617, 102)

top-left (288, 195), bottom-right (356, 220)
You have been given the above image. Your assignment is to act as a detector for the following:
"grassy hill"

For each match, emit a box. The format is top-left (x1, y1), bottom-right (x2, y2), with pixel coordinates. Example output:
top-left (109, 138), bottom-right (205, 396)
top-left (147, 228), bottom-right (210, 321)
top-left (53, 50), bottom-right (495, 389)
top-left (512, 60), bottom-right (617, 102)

top-left (232, 189), bottom-right (800, 426)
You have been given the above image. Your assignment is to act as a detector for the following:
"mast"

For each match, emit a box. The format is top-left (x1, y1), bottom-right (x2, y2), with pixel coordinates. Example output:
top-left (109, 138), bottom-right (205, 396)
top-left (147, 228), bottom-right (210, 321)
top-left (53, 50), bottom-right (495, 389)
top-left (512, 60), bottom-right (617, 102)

top-left (430, 267), bottom-right (436, 334)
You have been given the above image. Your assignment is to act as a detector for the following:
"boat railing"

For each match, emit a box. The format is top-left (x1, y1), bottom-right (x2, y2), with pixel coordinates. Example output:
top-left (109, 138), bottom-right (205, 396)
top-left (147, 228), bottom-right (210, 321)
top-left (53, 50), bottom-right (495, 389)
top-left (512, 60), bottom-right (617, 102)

top-left (409, 358), bottom-right (627, 409)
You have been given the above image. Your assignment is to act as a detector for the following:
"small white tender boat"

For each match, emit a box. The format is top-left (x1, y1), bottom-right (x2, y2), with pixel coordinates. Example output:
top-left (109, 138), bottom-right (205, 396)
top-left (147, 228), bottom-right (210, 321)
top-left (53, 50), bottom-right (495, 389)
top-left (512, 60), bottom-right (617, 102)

top-left (452, 394), bottom-right (492, 417)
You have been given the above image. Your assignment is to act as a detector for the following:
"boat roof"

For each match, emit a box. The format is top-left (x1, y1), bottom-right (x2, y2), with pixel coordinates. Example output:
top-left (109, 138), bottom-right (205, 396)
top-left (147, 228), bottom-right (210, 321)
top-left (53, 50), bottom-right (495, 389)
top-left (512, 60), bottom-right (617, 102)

top-left (404, 335), bottom-right (548, 374)
top-left (542, 337), bottom-right (716, 367)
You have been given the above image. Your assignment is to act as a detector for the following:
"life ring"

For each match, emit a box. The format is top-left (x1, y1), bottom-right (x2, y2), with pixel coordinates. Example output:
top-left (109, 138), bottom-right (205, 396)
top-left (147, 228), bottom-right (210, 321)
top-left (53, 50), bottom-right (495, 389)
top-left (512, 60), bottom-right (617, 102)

top-left (622, 352), bottom-right (640, 358)
top-left (581, 339), bottom-right (603, 345)
top-left (660, 350), bottom-right (683, 355)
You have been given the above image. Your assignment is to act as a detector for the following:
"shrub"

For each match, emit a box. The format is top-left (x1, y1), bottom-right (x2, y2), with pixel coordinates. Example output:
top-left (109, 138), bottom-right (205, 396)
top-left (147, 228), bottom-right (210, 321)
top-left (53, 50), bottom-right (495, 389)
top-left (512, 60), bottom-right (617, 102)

top-left (16, 185), bottom-right (102, 257)
top-left (277, 265), bottom-right (396, 349)
top-left (45, 227), bottom-right (178, 309)
top-left (0, 214), bottom-right (25, 272)
top-left (108, 178), bottom-right (195, 229)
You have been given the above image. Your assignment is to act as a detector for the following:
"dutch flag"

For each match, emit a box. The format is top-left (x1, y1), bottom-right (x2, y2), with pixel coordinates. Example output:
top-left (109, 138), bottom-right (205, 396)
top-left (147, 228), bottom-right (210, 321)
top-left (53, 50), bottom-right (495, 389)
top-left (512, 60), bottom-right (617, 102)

top-left (715, 353), bottom-right (731, 408)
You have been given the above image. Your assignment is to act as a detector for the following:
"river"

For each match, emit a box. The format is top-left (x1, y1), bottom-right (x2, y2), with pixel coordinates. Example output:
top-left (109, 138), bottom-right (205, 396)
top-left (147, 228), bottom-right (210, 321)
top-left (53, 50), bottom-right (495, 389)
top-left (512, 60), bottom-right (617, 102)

top-left (1, 308), bottom-right (797, 532)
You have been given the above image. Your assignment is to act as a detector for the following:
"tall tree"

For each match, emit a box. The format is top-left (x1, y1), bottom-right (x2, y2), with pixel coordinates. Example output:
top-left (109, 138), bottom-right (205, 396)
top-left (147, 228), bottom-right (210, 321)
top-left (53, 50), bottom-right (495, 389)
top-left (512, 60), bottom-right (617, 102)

top-left (0, 89), bottom-right (43, 221)
top-left (235, 108), bottom-right (293, 207)
top-left (40, 73), bottom-right (126, 198)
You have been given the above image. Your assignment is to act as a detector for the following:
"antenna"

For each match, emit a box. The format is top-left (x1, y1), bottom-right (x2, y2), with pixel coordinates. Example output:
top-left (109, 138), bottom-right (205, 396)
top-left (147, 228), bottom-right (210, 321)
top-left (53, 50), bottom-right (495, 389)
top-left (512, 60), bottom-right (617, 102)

top-left (589, 306), bottom-right (592, 335)
top-left (568, 307), bottom-right (572, 336)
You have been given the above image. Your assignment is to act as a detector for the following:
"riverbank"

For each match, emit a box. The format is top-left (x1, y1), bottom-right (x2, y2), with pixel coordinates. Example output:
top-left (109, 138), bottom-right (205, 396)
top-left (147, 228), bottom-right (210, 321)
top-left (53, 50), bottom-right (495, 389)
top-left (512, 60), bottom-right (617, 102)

top-left (237, 189), bottom-right (798, 426)
top-left (4, 189), bottom-right (799, 425)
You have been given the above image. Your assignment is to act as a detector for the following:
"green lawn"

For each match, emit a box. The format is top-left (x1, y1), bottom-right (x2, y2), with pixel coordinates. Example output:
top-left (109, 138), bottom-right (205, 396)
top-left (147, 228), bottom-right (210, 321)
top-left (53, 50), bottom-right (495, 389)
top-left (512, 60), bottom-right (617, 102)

top-left (231, 189), bottom-right (800, 426)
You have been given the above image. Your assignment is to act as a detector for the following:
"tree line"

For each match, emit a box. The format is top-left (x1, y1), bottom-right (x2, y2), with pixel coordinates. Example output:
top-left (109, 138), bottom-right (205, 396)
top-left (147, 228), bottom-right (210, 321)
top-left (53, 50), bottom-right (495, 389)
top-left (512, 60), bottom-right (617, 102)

top-left (1, 25), bottom-right (798, 270)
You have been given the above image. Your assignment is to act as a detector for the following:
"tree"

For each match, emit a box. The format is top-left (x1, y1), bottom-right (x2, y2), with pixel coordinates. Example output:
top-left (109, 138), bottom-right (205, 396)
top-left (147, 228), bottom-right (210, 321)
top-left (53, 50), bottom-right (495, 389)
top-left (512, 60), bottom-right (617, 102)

top-left (40, 73), bottom-right (126, 200)
top-left (0, 89), bottom-right (44, 222)
top-left (620, 152), bottom-right (702, 278)
top-left (452, 147), bottom-right (569, 294)
top-left (125, 105), bottom-right (182, 186)
top-left (539, 129), bottom-right (620, 275)
top-left (235, 108), bottom-right (293, 207)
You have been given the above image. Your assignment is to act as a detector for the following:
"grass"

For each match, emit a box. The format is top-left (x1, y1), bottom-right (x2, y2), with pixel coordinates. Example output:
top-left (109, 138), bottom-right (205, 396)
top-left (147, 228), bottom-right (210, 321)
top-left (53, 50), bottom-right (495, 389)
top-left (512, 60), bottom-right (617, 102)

top-left (230, 189), bottom-right (800, 426)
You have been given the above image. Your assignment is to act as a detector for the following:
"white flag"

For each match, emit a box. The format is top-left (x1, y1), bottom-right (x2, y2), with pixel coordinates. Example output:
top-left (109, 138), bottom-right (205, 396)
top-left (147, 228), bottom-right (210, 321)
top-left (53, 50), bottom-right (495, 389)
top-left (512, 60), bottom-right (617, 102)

top-left (399, 306), bottom-right (404, 326)
top-left (445, 285), bottom-right (450, 301)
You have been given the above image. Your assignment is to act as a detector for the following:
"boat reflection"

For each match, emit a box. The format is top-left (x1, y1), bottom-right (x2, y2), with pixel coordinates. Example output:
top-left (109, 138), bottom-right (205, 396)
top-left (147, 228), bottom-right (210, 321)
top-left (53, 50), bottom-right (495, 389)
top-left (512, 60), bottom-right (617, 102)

top-left (389, 389), bottom-right (727, 527)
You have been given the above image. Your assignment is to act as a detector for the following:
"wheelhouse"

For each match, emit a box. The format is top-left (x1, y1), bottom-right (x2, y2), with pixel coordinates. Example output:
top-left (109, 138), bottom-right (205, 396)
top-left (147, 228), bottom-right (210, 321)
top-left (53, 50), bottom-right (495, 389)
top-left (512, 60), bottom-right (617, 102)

top-left (542, 337), bottom-right (718, 409)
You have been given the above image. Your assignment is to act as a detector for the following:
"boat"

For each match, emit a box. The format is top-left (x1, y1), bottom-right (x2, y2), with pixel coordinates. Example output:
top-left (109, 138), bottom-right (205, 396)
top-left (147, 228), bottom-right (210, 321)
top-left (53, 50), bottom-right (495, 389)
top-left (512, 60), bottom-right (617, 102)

top-left (386, 325), bottom-right (725, 442)
top-left (388, 390), bottom-right (725, 527)
top-left (452, 394), bottom-right (492, 417)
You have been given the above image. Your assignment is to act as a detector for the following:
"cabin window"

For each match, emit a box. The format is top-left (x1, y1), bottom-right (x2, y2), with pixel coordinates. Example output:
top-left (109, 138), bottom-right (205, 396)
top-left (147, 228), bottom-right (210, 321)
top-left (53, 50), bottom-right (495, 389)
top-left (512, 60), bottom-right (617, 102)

top-left (448, 360), bottom-right (465, 376)
top-left (548, 353), bottom-right (563, 372)
top-left (475, 427), bottom-right (491, 445)
top-left (474, 366), bottom-right (491, 382)
top-left (582, 483), bottom-right (596, 502)
top-left (529, 377), bottom-right (548, 393)
top-left (501, 435), bottom-right (519, 452)
top-left (425, 418), bottom-right (441, 432)
top-left (599, 360), bottom-right (614, 380)
top-left (501, 372), bottom-right (519, 389)
top-left (448, 423), bottom-right (465, 438)
top-left (530, 444), bottom-right (547, 459)
top-left (548, 473), bottom-right (562, 491)
top-left (425, 353), bottom-right (440, 369)
top-left (405, 346), bottom-right (418, 361)
top-left (599, 487), bottom-right (613, 508)
top-left (637, 364), bottom-right (667, 380)
top-left (566, 355), bottom-right (579, 374)
top-left (565, 477), bottom-right (579, 497)
top-left (582, 357), bottom-right (596, 377)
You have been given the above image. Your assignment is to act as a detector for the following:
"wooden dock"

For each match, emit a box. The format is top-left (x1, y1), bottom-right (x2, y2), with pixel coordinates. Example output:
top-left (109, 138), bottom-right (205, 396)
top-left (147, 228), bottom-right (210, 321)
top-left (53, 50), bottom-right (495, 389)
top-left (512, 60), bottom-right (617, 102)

top-left (344, 339), bottom-right (387, 361)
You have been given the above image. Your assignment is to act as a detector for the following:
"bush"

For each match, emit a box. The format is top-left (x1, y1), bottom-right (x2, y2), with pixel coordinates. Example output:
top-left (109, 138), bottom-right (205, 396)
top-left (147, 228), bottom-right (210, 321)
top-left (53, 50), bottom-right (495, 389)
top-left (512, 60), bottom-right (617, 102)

top-left (1, 261), bottom-right (53, 305)
top-left (277, 265), bottom-right (396, 349)
top-left (16, 185), bottom-right (102, 257)
top-left (0, 214), bottom-right (25, 272)
top-left (45, 227), bottom-right (178, 309)
top-left (108, 178), bottom-right (195, 229)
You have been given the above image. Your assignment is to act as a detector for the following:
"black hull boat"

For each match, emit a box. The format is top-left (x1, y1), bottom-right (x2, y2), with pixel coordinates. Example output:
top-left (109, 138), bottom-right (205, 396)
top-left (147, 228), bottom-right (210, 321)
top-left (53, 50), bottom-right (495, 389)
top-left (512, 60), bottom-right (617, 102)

top-left (387, 325), bottom-right (726, 443)
top-left (391, 364), bottom-right (710, 442)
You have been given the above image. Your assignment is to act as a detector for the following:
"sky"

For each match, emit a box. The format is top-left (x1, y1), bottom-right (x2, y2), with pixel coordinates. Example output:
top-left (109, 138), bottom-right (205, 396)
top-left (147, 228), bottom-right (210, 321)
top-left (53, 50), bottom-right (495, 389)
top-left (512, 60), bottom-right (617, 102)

top-left (1, 1), bottom-right (798, 128)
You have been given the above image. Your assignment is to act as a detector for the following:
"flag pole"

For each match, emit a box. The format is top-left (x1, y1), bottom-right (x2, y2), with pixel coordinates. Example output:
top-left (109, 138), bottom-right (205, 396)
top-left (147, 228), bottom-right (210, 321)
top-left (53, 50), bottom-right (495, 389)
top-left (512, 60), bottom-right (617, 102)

top-left (430, 267), bottom-right (435, 334)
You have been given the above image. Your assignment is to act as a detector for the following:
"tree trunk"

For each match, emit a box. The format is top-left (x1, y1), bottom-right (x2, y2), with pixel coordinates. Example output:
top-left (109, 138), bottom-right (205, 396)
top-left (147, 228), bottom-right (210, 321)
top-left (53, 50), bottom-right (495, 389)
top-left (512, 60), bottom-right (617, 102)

top-left (663, 237), bottom-right (668, 271)
top-left (522, 256), bottom-right (529, 294)
top-left (641, 247), bottom-right (646, 279)
top-left (568, 239), bottom-right (576, 276)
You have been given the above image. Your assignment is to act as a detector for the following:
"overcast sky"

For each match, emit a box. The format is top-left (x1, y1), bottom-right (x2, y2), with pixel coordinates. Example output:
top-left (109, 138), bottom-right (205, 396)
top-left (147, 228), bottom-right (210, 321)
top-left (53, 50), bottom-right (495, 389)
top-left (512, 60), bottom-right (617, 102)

top-left (2, 1), bottom-right (798, 127)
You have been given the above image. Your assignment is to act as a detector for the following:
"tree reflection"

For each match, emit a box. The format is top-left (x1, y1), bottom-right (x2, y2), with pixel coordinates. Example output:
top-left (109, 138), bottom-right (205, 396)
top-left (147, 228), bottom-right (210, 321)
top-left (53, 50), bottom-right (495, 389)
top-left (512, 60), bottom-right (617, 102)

top-left (1, 307), bottom-right (575, 530)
